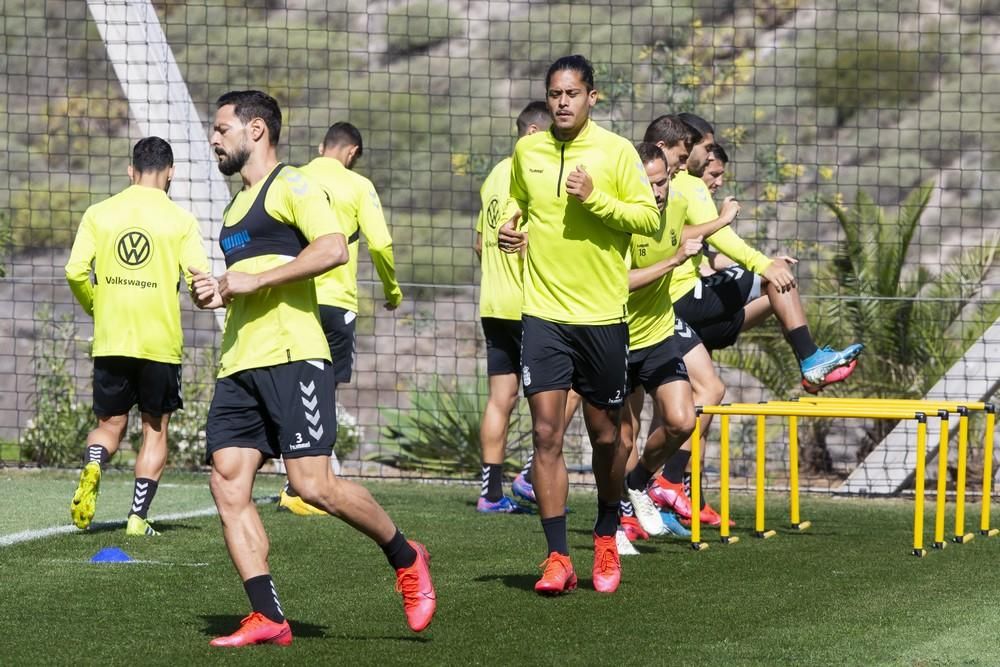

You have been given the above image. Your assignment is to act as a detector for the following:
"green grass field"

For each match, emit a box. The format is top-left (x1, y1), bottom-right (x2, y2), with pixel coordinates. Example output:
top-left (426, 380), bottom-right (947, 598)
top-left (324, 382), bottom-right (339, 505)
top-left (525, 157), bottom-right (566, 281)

top-left (1, 469), bottom-right (999, 666)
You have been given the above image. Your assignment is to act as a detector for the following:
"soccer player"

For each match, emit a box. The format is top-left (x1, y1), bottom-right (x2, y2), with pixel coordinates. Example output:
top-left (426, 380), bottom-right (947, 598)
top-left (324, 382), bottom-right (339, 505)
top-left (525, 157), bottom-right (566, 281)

top-left (618, 142), bottom-right (744, 545)
top-left (473, 101), bottom-right (551, 513)
top-left (645, 113), bottom-right (862, 524)
top-left (278, 121), bottom-right (404, 515)
top-left (498, 55), bottom-right (661, 594)
top-left (65, 136), bottom-right (209, 537)
top-left (701, 143), bottom-right (728, 195)
top-left (191, 90), bottom-right (434, 646)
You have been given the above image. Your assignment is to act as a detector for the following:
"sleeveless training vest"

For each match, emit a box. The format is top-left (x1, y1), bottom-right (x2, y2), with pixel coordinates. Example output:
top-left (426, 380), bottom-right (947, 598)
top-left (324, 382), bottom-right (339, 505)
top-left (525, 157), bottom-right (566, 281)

top-left (219, 164), bottom-right (308, 268)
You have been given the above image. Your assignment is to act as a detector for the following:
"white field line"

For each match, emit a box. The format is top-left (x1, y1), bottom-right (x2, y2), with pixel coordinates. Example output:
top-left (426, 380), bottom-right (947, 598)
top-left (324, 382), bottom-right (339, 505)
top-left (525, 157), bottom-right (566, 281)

top-left (0, 495), bottom-right (277, 548)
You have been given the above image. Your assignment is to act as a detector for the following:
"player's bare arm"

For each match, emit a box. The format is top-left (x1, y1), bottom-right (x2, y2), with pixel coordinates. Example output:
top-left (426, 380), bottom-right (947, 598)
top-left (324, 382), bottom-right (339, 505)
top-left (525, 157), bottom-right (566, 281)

top-left (218, 232), bottom-right (348, 302)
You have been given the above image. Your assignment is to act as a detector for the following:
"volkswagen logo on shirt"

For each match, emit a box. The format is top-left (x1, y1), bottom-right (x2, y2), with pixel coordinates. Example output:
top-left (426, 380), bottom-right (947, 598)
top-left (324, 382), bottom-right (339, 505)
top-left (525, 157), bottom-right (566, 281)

top-left (486, 196), bottom-right (502, 229)
top-left (115, 228), bottom-right (153, 269)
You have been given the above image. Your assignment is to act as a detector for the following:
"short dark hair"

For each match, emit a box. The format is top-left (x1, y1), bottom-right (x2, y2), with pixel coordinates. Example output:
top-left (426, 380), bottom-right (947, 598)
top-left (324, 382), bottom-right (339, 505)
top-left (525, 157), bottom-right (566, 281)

top-left (709, 143), bottom-right (729, 165)
top-left (516, 101), bottom-right (551, 136)
top-left (643, 114), bottom-right (698, 148)
top-left (635, 142), bottom-right (667, 169)
top-left (216, 90), bottom-right (282, 146)
top-left (545, 54), bottom-right (595, 91)
top-left (322, 121), bottom-right (363, 157)
top-left (677, 112), bottom-right (715, 140)
top-left (131, 136), bottom-right (173, 173)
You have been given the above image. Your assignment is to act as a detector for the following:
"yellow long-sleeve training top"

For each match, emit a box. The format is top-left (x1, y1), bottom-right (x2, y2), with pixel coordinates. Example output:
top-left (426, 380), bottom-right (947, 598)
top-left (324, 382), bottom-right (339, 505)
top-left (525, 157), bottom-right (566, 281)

top-left (65, 184), bottom-right (209, 363)
top-left (510, 120), bottom-right (661, 325)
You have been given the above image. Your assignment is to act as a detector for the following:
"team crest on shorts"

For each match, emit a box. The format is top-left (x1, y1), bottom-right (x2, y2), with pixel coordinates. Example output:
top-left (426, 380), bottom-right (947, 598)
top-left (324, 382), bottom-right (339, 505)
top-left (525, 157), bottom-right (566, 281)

top-left (522, 365), bottom-right (531, 386)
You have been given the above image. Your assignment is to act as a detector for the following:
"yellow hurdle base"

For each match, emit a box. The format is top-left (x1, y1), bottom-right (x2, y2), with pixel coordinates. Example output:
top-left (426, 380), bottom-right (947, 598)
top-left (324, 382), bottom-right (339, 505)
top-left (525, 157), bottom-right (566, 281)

top-left (721, 535), bottom-right (740, 545)
top-left (952, 533), bottom-right (975, 544)
top-left (755, 530), bottom-right (777, 539)
top-left (932, 541), bottom-right (947, 550)
top-left (912, 548), bottom-right (928, 558)
top-left (691, 541), bottom-right (709, 551)
top-left (792, 521), bottom-right (812, 531)
top-left (981, 528), bottom-right (1000, 537)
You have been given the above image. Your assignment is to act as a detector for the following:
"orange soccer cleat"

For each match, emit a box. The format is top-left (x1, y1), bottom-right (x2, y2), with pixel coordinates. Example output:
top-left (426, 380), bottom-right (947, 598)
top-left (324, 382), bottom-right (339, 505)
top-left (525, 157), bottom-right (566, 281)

top-left (209, 612), bottom-right (292, 648)
top-left (591, 534), bottom-right (621, 593)
top-left (534, 552), bottom-right (578, 595)
top-left (395, 541), bottom-right (437, 632)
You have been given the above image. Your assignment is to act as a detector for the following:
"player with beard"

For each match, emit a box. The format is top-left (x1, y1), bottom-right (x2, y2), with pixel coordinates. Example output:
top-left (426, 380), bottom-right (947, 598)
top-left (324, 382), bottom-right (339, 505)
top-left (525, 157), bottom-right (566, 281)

top-left (191, 90), bottom-right (435, 646)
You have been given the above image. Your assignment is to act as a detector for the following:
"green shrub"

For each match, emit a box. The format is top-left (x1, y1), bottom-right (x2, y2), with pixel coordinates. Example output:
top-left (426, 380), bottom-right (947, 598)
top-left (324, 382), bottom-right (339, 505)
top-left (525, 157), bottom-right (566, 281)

top-left (19, 310), bottom-right (93, 465)
top-left (373, 374), bottom-right (529, 475)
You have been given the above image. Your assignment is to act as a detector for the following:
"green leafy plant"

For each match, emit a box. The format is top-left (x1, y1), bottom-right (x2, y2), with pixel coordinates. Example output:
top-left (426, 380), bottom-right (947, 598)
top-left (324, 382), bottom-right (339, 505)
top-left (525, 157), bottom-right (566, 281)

top-left (717, 181), bottom-right (1000, 471)
top-left (19, 310), bottom-right (93, 465)
top-left (372, 374), bottom-right (529, 475)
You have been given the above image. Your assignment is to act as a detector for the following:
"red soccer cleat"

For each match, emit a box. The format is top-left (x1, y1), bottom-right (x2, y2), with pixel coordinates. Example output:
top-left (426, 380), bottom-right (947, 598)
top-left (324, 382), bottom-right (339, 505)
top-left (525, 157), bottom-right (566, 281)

top-left (620, 515), bottom-right (650, 541)
top-left (680, 502), bottom-right (736, 528)
top-left (648, 477), bottom-right (693, 520)
top-left (592, 534), bottom-right (621, 593)
top-left (209, 612), bottom-right (292, 647)
top-left (801, 359), bottom-right (858, 394)
top-left (534, 552), bottom-right (578, 595)
top-left (395, 541), bottom-right (437, 632)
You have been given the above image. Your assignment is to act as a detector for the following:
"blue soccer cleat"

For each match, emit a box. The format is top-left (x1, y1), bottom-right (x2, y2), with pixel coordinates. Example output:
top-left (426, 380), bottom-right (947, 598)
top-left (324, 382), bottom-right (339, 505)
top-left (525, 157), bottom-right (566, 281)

top-left (801, 343), bottom-right (864, 386)
top-left (476, 496), bottom-right (523, 513)
top-left (511, 473), bottom-right (537, 504)
top-left (659, 510), bottom-right (692, 537)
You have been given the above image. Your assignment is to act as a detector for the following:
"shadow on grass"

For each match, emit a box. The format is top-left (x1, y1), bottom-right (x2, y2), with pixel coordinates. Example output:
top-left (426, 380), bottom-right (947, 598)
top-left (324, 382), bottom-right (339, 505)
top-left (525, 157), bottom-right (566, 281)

top-left (473, 572), bottom-right (540, 592)
top-left (83, 521), bottom-right (202, 535)
top-left (200, 614), bottom-right (329, 639)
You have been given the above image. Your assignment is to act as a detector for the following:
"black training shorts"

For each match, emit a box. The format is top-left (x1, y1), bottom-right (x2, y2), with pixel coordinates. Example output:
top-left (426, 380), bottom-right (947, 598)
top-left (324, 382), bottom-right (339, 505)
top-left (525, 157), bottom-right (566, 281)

top-left (628, 334), bottom-right (692, 395)
top-left (520, 315), bottom-right (628, 409)
top-left (205, 359), bottom-right (337, 464)
top-left (674, 266), bottom-right (760, 351)
top-left (481, 317), bottom-right (523, 376)
top-left (92, 356), bottom-right (182, 418)
top-left (319, 305), bottom-right (357, 385)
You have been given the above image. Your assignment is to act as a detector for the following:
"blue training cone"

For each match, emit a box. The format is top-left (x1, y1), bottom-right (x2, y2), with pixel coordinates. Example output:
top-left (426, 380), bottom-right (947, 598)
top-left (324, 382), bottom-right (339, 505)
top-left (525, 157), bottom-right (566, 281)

top-left (91, 547), bottom-right (132, 563)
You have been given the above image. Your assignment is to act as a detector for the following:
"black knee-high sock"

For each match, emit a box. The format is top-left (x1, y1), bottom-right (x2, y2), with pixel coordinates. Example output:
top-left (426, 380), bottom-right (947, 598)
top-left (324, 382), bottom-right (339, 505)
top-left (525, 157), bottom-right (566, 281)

top-left (541, 516), bottom-right (569, 555)
top-left (243, 574), bottom-right (284, 623)
top-left (626, 463), bottom-right (654, 491)
top-left (663, 450), bottom-right (691, 484)
top-left (85, 445), bottom-right (109, 467)
top-left (380, 528), bottom-right (417, 570)
top-left (683, 472), bottom-right (707, 509)
top-left (480, 463), bottom-right (504, 501)
top-left (593, 500), bottom-right (619, 538)
top-left (129, 478), bottom-right (158, 519)
top-left (619, 499), bottom-right (635, 518)
top-left (787, 325), bottom-right (819, 362)
top-left (520, 452), bottom-right (534, 484)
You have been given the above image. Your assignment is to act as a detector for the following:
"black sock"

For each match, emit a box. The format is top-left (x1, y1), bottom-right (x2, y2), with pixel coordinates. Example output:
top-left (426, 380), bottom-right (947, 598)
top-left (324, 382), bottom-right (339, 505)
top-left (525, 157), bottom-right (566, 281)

top-left (520, 452), bottom-right (534, 484)
top-left (626, 463), bottom-right (654, 491)
top-left (663, 450), bottom-right (691, 484)
top-left (619, 499), bottom-right (635, 518)
top-left (85, 445), bottom-right (109, 467)
top-left (541, 515), bottom-right (569, 555)
top-left (380, 529), bottom-right (417, 570)
top-left (787, 325), bottom-right (819, 362)
top-left (129, 478), bottom-right (158, 519)
top-left (480, 463), bottom-right (503, 502)
top-left (243, 574), bottom-right (284, 623)
top-left (284, 482), bottom-right (299, 498)
top-left (683, 473), bottom-right (707, 509)
top-left (593, 500), bottom-right (619, 537)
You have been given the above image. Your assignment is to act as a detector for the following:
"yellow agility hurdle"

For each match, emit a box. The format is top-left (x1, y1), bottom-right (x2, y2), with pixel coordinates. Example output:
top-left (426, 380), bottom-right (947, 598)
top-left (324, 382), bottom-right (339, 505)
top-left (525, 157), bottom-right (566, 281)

top-left (691, 402), bottom-right (944, 556)
top-left (798, 397), bottom-right (998, 543)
